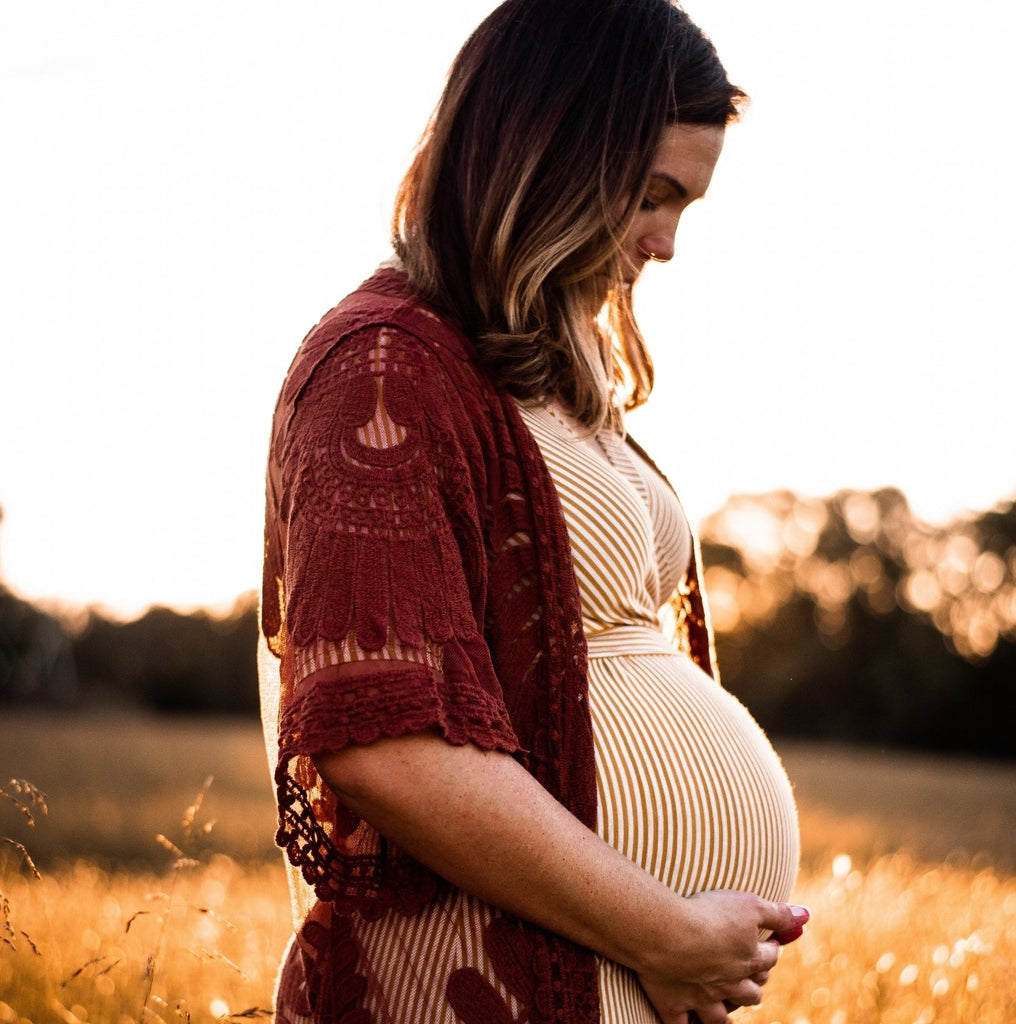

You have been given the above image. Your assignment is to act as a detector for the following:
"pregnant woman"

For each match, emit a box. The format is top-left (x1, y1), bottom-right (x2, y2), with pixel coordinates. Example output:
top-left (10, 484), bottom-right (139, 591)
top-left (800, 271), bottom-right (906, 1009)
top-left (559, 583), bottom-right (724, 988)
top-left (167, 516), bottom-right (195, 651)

top-left (258, 2), bottom-right (807, 1022)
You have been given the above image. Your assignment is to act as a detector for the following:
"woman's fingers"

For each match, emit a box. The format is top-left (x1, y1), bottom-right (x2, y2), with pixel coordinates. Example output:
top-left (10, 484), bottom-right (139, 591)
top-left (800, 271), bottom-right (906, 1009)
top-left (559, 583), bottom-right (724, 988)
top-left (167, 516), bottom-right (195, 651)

top-left (772, 920), bottom-right (805, 944)
top-left (688, 1006), bottom-right (730, 1024)
top-left (760, 937), bottom-right (781, 972)
top-left (769, 904), bottom-right (811, 945)
top-left (719, 977), bottom-right (765, 1007)
top-left (640, 893), bottom-right (809, 1024)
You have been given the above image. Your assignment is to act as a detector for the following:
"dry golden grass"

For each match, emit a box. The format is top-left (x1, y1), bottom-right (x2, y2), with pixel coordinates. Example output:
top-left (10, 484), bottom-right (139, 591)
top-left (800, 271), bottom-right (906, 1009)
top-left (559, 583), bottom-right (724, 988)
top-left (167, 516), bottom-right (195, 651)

top-left (1, 712), bottom-right (277, 870)
top-left (1, 712), bottom-right (1014, 1022)
top-left (3, 851), bottom-right (1013, 1024)
top-left (0, 856), bottom-right (288, 1023)
top-left (745, 855), bottom-right (1016, 1023)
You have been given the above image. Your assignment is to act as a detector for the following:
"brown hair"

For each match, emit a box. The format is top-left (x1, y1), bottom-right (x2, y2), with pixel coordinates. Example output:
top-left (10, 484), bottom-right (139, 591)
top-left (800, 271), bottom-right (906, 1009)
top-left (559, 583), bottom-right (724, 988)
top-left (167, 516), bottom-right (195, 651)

top-left (393, 0), bottom-right (744, 428)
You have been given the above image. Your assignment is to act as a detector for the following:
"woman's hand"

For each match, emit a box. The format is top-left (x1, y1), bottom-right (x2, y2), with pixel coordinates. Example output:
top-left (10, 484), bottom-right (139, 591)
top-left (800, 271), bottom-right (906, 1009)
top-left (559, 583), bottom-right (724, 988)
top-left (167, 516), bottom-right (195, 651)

top-left (637, 893), bottom-right (810, 1024)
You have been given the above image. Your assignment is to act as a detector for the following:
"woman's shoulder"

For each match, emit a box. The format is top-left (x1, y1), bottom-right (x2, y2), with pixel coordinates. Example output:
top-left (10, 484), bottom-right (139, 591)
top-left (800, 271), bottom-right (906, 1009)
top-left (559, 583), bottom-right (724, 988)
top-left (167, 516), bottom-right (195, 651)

top-left (272, 265), bottom-right (498, 457)
top-left (284, 265), bottom-right (475, 398)
top-left (317, 264), bottom-right (469, 357)
top-left (292, 266), bottom-right (473, 382)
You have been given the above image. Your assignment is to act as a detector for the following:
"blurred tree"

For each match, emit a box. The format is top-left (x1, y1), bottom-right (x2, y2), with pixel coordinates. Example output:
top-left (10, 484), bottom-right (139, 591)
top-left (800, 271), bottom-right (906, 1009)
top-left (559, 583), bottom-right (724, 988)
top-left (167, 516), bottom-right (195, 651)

top-left (0, 587), bottom-right (79, 705)
top-left (701, 490), bottom-right (1016, 758)
top-left (71, 595), bottom-right (259, 713)
top-left (4, 490), bottom-right (1014, 757)
top-left (0, 505), bottom-right (79, 704)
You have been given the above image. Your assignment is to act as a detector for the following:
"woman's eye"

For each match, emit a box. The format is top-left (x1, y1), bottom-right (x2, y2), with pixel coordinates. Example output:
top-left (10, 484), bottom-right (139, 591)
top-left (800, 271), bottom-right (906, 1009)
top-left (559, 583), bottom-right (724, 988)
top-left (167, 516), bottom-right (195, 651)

top-left (640, 196), bottom-right (661, 212)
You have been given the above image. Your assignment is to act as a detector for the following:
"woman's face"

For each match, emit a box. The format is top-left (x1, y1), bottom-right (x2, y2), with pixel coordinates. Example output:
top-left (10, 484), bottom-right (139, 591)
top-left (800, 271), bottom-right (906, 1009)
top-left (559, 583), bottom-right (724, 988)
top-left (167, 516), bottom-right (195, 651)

top-left (620, 123), bottom-right (725, 284)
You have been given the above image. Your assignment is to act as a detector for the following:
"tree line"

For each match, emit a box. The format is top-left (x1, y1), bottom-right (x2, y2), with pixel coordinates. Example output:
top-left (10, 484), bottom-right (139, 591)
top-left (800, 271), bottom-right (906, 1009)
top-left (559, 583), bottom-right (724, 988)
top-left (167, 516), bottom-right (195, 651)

top-left (701, 488), bottom-right (1015, 758)
top-left (2, 489), bottom-right (1013, 758)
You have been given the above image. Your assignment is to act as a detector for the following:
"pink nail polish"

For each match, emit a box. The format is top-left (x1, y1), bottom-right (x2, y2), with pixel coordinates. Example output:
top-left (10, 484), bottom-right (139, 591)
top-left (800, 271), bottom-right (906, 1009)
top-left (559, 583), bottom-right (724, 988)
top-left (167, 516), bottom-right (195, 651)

top-left (774, 922), bottom-right (804, 945)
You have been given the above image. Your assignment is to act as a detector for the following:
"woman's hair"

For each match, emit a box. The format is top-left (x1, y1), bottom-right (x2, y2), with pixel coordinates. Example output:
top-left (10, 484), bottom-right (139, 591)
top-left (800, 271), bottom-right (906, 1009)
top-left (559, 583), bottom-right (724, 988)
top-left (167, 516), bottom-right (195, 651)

top-left (393, 0), bottom-right (744, 428)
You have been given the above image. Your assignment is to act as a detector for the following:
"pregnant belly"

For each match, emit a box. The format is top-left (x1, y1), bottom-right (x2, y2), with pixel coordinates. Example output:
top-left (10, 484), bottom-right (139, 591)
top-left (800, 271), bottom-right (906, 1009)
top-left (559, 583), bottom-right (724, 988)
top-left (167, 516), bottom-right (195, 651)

top-left (587, 634), bottom-right (799, 903)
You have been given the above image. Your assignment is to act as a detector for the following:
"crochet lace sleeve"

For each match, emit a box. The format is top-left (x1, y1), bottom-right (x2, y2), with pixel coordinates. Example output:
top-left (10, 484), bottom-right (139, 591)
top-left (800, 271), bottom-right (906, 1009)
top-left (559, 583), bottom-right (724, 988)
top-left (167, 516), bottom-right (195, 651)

top-left (263, 322), bottom-right (522, 907)
top-left (271, 323), bottom-right (520, 759)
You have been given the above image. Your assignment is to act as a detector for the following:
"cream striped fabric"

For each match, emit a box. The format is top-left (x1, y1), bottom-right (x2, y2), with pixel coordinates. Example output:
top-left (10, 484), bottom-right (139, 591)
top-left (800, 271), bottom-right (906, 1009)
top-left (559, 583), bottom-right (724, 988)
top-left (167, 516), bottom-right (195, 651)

top-left (355, 326), bottom-right (409, 448)
top-left (286, 388), bottom-right (798, 1024)
top-left (294, 633), bottom-right (440, 683)
top-left (518, 403), bottom-right (693, 637)
top-left (517, 401), bottom-right (799, 1024)
top-left (357, 891), bottom-right (523, 1024)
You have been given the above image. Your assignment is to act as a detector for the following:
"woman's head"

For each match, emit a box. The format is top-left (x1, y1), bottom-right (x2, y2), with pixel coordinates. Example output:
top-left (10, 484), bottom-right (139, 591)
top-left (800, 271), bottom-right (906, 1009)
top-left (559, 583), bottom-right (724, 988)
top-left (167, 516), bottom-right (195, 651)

top-left (393, 0), bottom-right (744, 427)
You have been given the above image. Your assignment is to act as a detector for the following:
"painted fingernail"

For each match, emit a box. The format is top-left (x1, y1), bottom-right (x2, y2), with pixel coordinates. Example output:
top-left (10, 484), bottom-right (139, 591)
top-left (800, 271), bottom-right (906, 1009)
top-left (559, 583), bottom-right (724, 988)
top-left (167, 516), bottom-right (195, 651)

top-left (774, 922), bottom-right (804, 945)
top-left (790, 905), bottom-right (810, 922)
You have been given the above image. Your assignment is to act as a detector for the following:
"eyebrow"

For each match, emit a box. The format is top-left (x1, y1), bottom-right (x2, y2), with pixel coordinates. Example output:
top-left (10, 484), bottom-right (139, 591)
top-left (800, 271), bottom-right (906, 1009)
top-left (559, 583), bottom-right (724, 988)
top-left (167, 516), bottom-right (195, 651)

top-left (650, 172), bottom-right (688, 199)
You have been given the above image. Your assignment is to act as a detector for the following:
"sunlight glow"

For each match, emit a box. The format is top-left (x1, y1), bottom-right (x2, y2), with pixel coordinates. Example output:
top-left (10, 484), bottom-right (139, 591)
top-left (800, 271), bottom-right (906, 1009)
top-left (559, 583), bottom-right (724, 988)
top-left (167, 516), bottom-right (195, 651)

top-left (2, 0), bottom-right (1014, 613)
top-left (699, 487), bottom-right (1016, 662)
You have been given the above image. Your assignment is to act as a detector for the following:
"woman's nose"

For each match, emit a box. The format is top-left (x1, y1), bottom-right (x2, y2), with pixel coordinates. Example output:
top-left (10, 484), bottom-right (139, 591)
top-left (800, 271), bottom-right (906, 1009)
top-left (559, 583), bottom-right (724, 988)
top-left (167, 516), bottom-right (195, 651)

top-left (637, 228), bottom-right (677, 263)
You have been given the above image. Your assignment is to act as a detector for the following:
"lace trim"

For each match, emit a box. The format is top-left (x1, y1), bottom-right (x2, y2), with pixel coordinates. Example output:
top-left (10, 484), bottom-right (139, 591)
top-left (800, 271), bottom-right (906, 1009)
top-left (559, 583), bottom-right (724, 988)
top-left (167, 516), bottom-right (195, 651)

top-left (276, 648), bottom-right (521, 907)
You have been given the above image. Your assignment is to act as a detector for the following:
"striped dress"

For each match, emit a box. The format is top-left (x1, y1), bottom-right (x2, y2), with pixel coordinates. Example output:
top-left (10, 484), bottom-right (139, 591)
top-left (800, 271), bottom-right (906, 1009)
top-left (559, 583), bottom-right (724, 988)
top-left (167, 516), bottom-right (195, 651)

top-left (517, 401), bottom-right (800, 1022)
top-left (273, 382), bottom-right (799, 1024)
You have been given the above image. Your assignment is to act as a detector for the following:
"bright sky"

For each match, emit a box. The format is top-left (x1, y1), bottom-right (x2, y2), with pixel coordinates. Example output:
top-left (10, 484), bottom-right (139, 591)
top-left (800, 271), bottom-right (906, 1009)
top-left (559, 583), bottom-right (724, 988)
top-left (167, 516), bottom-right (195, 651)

top-left (2, 1), bottom-right (1014, 618)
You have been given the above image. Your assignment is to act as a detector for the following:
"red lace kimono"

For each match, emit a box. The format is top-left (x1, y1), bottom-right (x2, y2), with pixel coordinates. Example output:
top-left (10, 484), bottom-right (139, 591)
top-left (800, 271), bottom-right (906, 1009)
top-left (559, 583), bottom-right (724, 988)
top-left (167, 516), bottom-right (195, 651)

top-left (260, 266), bottom-right (716, 1024)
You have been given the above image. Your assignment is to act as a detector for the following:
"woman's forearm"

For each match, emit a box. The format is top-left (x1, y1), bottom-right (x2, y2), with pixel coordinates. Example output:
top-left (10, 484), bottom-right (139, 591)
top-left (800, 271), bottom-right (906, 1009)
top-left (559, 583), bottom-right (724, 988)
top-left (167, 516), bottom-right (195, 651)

top-left (313, 732), bottom-right (796, 995)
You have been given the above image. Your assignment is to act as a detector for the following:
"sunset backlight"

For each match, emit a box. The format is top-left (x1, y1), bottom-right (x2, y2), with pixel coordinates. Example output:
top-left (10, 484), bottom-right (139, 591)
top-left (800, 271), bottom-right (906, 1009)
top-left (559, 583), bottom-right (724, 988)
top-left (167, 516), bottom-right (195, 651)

top-left (2, 0), bottom-right (1013, 616)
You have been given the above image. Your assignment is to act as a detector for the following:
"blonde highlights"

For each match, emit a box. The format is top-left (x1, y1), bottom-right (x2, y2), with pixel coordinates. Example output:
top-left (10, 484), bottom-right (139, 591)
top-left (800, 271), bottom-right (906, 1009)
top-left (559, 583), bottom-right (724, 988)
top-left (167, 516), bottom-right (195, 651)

top-left (392, 0), bottom-right (743, 430)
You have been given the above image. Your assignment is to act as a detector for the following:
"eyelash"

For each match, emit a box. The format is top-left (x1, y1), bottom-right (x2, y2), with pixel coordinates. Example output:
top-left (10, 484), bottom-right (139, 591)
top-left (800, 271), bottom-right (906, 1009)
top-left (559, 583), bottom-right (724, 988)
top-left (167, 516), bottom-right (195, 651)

top-left (640, 197), bottom-right (661, 213)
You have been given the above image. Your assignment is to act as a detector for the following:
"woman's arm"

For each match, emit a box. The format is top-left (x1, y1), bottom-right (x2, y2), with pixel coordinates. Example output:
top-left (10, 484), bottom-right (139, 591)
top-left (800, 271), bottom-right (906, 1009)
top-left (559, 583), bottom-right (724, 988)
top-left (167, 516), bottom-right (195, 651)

top-left (314, 732), bottom-right (807, 1024)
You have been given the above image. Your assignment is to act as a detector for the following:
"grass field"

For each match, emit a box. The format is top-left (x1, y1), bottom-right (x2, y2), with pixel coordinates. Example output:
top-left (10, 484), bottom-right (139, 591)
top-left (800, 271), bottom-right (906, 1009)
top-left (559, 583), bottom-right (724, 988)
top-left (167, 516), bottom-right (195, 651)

top-left (2, 711), bottom-right (1015, 1023)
